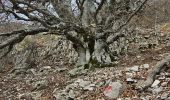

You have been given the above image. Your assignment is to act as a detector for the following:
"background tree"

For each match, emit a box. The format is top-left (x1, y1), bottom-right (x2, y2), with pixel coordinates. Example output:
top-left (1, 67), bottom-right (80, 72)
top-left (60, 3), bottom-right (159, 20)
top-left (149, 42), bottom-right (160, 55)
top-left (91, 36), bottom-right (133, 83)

top-left (0, 0), bottom-right (148, 70)
top-left (134, 0), bottom-right (170, 28)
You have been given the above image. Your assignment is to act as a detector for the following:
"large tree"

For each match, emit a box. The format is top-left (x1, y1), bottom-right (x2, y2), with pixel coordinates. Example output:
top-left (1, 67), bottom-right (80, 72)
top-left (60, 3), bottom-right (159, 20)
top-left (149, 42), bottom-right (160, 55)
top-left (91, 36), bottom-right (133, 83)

top-left (0, 0), bottom-right (148, 69)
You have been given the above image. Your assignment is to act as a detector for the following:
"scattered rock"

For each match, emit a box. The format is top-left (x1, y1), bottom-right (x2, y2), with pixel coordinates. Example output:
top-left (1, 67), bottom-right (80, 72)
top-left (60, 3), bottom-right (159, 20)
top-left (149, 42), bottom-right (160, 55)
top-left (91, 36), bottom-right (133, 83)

top-left (38, 66), bottom-right (52, 75)
top-left (124, 97), bottom-right (132, 100)
top-left (79, 81), bottom-right (91, 88)
top-left (166, 41), bottom-right (170, 46)
top-left (114, 70), bottom-right (123, 77)
top-left (29, 68), bottom-right (37, 75)
top-left (83, 84), bottom-right (95, 91)
top-left (36, 95), bottom-right (54, 100)
top-left (158, 76), bottom-right (166, 80)
top-left (140, 96), bottom-right (147, 100)
top-left (69, 67), bottom-right (87, 76)
top-left (140, 96), bottom-right (152, 100)
top-left (161, 82), bottom-right (168, 87)
top-left (160, 72), bottom-right (165, 75)
top-left (32, 80), bottom-right (48, 91)
top-left (143, 64), bottom-right (150, 69)
top-left (95, 81), bottom-right (105, 87)
top-left (103, 82), bottom-right (123, 99)
top-left (166, 78), bottom-right (170, 81)
top-left (152, 86), bottom-right (163, 94)
top-left (125, 72), bottom-right (133, 77)
top-left (126, 78), bottom-right (137, 83)
top-left (165, 97), bottom-right (170, 100)
top-left (68, 90), bottom-right (75, 99)
top-left (56, 67), bottom-right (67, 72)
top-left (65, 83), bottom-right (78, 91)
top-left (136, 55), bottom-right (141, 58)
top-left (53, 91), bottom-right (68, 100)
top-left (161, 92), bottom-right (169, 100)
top-left (151, 80), bottom-right (161, 88)
top-left (75, 79), bottom-right (84, 83)
top-left (43, 66), bottom-right (51, 69)
top-left (18, 93), bottom-right (33, 100)
top-left (165, 72), bottom-right (170, 76)
top-left (30, 91), bottom-right (43, 100)
top-left (125, 67), bottom-right (130, 71)
top-left (130, 66), bottom-right (139, 72)
top-left (117, 98), bottom-right (123, 100)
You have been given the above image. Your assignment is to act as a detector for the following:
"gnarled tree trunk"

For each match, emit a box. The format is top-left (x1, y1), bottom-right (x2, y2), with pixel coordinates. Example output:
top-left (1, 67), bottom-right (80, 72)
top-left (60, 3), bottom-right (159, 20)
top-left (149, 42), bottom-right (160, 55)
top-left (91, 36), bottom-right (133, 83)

top-left (69, 37), bottom-right (115, 76)
top-left (69, 34), bottom-right (116, 74)
top-left (92, 38), bottom-right (113, 65)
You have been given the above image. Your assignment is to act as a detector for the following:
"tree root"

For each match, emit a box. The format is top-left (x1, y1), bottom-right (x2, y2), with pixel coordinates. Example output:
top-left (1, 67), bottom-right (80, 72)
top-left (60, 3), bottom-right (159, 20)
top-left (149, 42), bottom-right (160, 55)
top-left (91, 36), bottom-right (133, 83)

top-left (137, 55), bottom-right (170, 91)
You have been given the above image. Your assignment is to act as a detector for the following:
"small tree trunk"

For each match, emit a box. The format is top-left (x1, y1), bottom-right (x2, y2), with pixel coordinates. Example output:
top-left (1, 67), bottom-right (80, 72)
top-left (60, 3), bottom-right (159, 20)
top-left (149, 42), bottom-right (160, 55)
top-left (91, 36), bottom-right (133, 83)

top-left (76, 46), bottom-right (90, 67)
top-left (69, 38), bottom-right (116, 76)
top-left (93, 39), bottom-right (112, 64)
top-left (74, 39), bottom-right (115, 67)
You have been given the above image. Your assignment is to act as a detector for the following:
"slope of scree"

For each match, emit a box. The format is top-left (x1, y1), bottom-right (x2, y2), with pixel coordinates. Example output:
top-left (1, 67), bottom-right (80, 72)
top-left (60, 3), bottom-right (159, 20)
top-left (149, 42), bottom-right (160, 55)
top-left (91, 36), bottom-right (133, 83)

top-left (0, 27), bottom-right (170, 99)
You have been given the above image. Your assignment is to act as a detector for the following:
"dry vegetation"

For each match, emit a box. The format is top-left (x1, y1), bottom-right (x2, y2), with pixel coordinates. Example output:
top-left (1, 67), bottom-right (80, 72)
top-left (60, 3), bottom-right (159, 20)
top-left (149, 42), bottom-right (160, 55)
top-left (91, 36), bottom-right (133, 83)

top-left (0, 0), bottom-right (170, 100)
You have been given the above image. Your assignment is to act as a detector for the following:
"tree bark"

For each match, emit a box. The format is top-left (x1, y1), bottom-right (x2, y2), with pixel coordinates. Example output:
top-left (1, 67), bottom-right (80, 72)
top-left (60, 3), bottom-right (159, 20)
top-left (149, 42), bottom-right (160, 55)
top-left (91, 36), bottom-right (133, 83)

top-left (93, 39), bottom-right (112, 65)
top-left (69, 38), bottom-right (116, 76)
top-left (73, 38), bottom-right (115, 69)
top-left (75, 45), bottom-right (91, 67)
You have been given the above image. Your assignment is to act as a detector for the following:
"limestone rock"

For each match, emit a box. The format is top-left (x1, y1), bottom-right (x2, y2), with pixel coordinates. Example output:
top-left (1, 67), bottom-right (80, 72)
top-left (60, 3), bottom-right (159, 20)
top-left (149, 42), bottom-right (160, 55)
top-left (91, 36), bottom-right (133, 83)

top-left (32, 80), bottom-right (48, 91)
top-left (103, 82), bottom-right (123, 99)
top-left (18, 93), bottom-right (33, 100)
top-left (161, 82), bottom-right (168, 87)
top-left (126, 78), bottom-right (137, 83)
top-left (68, 90), bottom-right (75, 99)
top-left (161, 92), bottom-right (169, 100)
top-left (56, 67), bottom-right (67, 72)
top-left (69, 67), bottom-right (87, 76)
top-left (151, 80), bottom-right (160, 88)
top-left (54, 91), bottom-right (68, 100)
top-left (77, 80), bottom-right (91, 88)
top-left (143, 64), bottom-right (150, 69)
top-left (125, 72), bottom-right (133, 77)
top-left (83, 84), bottom-right (95, 91)
top-left (130, 65), bottom-right (139, 72)
top-left (152, 86), bottom-right (163, 94)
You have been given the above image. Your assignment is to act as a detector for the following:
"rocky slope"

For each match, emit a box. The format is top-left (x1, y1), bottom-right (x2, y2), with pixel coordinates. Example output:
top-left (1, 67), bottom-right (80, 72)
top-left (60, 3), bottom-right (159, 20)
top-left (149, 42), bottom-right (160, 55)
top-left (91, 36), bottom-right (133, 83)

top-left (0, 28), bottom-right (170, 100)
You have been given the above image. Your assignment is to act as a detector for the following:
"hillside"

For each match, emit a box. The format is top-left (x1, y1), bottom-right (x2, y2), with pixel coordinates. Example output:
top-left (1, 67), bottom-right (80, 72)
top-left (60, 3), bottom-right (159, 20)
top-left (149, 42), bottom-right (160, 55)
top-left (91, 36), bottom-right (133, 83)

top-left (0, 26), bottom-right (170, 99)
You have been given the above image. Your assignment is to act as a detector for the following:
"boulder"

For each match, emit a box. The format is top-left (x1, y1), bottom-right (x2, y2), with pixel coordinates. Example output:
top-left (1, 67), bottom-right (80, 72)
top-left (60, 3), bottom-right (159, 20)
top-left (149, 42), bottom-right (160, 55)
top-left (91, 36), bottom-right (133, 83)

top-left (103, 82), bottom-right (123, 99)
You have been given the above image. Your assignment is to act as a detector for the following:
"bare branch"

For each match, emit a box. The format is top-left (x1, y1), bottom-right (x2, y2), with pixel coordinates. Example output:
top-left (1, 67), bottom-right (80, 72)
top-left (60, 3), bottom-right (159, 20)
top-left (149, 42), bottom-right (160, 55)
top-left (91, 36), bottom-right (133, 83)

top-left (0, 44), bottom-right (13, 59)
top-left (5, 10), bottom-right (31, 21)
top-left (114, 0), bottom-right (148, 33)
top-left (104, 0), bottom-right (148, 36)
top-left (94, 0), bottom-right (106, 24)
top-left (0, 28), bottom-right (49, 49)
top-left (106, 32), bottom-right (125, 44)
top-left (16, 1), bottom-right (54, 17)
top-left (51, 0), bottom-right (74, 20)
